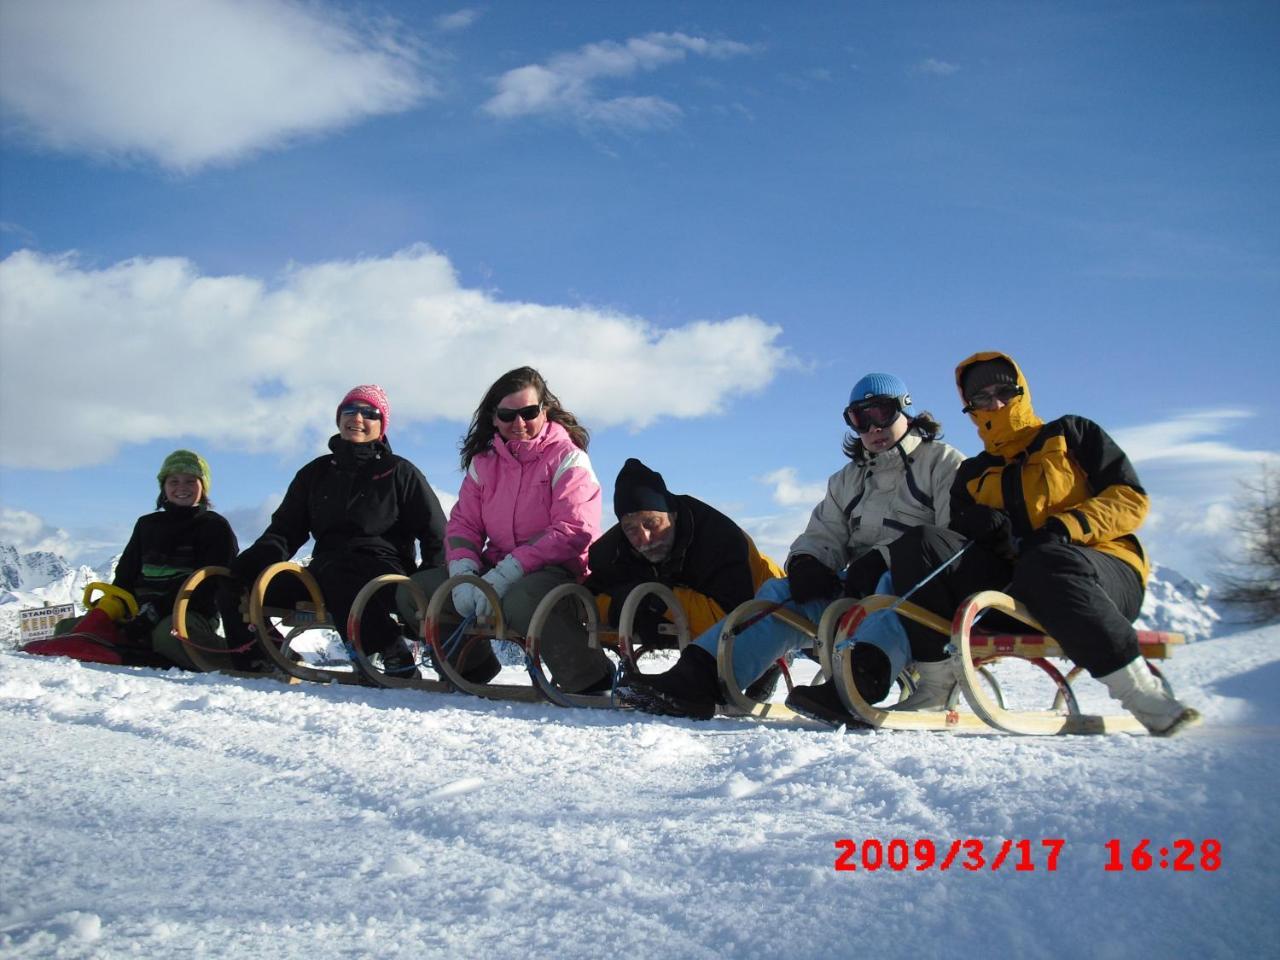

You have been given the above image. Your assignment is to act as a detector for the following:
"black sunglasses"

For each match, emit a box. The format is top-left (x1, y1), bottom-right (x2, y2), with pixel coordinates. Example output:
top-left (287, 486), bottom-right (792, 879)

top-left (338, 403), bottom-right (382, 420)
top-left (962, 383), bottom-right (1023, 413)
top-left (495, 403), bottom-right (543, 423)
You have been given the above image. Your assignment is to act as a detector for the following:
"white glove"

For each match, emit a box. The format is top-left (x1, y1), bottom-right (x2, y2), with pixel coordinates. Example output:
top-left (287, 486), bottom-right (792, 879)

top-left (448, 558), bottom-right (481, 618)
top-left (475, 554), bottom-right (524, 619)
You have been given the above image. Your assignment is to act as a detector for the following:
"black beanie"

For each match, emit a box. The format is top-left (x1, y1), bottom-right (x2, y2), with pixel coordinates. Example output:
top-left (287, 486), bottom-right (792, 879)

top-left (613, 458), bottom-right (673, 518)
top-left (961, 357), bottom-right (1019, 398)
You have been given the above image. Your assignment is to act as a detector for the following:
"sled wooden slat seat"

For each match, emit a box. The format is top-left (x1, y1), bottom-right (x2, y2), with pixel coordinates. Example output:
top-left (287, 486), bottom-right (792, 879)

top-left (964, 630), bottom-right (1184, 661)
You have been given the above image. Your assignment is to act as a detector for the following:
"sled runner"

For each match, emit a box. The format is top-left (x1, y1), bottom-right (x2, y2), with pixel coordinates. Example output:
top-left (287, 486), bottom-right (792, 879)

top-left (827, 591), bottom-right (1185, 735)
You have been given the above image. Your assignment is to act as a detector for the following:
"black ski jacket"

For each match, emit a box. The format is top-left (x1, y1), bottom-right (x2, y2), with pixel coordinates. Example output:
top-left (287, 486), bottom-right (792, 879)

top-left (114, 502), bottom-right (238, 618)
top-left (233, 436), bottom-right (446, 583)
top-left (586, 494), bottom-right (769, 627)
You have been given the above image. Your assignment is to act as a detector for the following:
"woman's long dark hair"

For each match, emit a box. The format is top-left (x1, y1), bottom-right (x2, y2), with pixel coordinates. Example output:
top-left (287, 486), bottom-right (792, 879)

top-left (843, 411), bottom-right (942, 462)
top-left (459, 366), bottom-right (590, 470)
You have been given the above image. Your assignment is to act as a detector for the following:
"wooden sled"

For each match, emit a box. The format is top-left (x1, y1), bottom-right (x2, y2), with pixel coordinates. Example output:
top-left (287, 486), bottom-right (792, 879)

top-left (173, 564), bottom-right (364, 685)
top-left (346, 574), bottom-right (450, 692)
top-left (714, 597), bottom-right (924, 724)
top-left (420, 576), bottom-right (688, 708)
top-left (827, 591), bottom-right (1186, 735)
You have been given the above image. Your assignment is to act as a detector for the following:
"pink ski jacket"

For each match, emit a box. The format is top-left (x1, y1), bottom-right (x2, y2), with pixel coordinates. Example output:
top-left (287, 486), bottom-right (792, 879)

top-left (445, 420), bottom-right (602, 580)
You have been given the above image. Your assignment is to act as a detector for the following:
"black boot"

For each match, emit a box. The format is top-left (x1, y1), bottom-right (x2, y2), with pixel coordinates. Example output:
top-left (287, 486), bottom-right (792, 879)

top-left (616, 645), bottom-right (721, 719)
top-left (379, 637), bottom-right (419, 677)
top-left (785, 646), bottom-right (890, 726)
top-left (785, 679), bottom-right (854, 726)
top-left (744, 661), bottom-right (784, 702)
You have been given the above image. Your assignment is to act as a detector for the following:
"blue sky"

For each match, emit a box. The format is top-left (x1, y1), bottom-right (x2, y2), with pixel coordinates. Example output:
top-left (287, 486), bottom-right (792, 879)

top-left (1, 0), bottom-right (1276, 582)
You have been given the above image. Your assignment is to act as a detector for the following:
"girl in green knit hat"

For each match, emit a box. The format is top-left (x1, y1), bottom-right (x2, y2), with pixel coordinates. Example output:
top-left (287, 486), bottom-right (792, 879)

top-left (37, 449), bottom-right (238, 670)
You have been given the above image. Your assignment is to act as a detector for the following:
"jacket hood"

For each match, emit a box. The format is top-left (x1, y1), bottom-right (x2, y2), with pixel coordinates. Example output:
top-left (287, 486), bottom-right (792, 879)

top-left (955, 350), bottom-right (1043, 457)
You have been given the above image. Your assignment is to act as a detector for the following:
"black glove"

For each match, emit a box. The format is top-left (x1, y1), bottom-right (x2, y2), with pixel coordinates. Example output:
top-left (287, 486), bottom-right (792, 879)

top-left (851, 643), bottom-right (892, 704)
top-left (950, 504), bottom-right (1016, 561)
top-left (121, 602), bottom-right (160, 645)
top-left (843, 549), bottom-right (888, 599)
top-left (787, 555), bottom-right (840, 604)
top-left (606, 582), bottom-right (668, 639)
top-left (1019, 518), bottom-right (1070, 554)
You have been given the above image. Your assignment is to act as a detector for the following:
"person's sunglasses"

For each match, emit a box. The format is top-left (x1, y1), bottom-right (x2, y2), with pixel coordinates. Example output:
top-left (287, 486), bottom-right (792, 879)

top-left (338, 403), bottom-right (382, 420)
top-left (963, 383), bottom-right (1023, 413)
top-left (844, 398), bottom-right (901, 433)
top-left (495, 403), bottom-right (543, 423)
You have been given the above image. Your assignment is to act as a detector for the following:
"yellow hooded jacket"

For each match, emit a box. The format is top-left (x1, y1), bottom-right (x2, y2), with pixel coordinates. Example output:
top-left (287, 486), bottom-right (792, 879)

top-left (952, 351), bottom-right (1151, 583)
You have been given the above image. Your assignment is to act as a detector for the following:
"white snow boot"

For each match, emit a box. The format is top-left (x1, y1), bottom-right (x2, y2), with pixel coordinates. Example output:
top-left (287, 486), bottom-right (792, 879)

top-left (890, 659), bottom-right (957, 712)
top-left (1099, 658), bottom-right (1202, 736)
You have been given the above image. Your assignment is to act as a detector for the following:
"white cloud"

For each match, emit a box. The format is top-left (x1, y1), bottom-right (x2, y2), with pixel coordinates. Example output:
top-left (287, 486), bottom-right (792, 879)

top-left (435, 9), bottom-right (480, 32)
top-left (1112, 410), bottom-right (1275, 465)
top-left (729, 467), bottom-right (828, 563)
top-left (0, 0), bottom-right (433, 172)
top-left (0, 246), bottom-right (791, 470)
top-left (759, 467), bottom-right (826, 508)
top-left (0, 506), bottom-right (108, 561)
top-left (913, 58), bottom-right (959, 77)
top-left (482, 31), bottom-right (755, 128)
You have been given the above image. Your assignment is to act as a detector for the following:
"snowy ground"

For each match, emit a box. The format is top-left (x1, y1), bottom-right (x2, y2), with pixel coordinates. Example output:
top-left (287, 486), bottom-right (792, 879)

top-left (1, 625), bottom-right (1277, 959)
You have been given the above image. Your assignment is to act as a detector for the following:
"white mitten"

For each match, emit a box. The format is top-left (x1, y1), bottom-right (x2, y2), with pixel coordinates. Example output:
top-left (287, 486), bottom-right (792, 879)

top-left (475, 554), bottom-right (524, 618)
top-left (448, 558), bottom-right (481, 618)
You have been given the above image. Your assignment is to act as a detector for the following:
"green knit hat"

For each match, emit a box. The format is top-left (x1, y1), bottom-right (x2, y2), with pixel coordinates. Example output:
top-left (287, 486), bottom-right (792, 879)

top-left (157, 449), bottom-right (211, 498)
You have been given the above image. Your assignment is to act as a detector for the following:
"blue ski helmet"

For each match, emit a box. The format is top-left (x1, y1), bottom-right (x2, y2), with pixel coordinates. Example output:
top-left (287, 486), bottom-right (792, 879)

top-left (849, 373), bottom-right (913, 416)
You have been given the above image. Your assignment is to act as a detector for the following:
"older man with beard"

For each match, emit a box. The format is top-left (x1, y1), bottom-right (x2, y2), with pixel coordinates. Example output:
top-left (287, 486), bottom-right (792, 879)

top-left (587, 458), bottom-right (782, 652)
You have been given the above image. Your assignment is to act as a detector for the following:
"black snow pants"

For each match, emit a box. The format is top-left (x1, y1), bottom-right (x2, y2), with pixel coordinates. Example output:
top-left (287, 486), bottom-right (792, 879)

top-left (887, 525), bottom-right (1145, 677)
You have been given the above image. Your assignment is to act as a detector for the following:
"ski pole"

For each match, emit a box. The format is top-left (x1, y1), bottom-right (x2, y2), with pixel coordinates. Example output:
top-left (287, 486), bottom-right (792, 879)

top-left (835, 539), bottom-right (972, 652)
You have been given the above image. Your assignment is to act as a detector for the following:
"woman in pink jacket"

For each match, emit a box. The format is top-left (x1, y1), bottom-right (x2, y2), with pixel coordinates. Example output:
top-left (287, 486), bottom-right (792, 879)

top-left (402, 366), bottom-right (612, 692)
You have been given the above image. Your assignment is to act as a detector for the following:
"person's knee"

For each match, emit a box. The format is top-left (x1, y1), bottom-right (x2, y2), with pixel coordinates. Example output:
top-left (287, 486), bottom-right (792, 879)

top-left (1012, 542), bottom-right (1087, 596)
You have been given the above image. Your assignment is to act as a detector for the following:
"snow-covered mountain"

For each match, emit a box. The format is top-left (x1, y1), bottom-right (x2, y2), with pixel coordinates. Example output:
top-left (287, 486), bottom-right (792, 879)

top-left (0, 540), bottom-right (1228, 648)
top-left (0, 543), bottom-right (117, 645)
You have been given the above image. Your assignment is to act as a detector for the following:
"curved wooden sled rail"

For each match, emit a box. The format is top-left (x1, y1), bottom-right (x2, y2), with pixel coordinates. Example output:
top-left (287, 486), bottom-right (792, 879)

top-left (827, 595), bottom-right (992, 731)
top-left (524, 582), bottom-right (612, 709)
top-left (172, 565), bottom-right (241, 674)
top-left (346, 574), bottom-right (449, 691)
top-left (951, 591), bottom-right (1146, 735)
top-left (423, 574), bottom-right (542, 703)
top-left (714, 599), bottom-right (819, 721)
top-left (246, 562), bottom-right (363, 686)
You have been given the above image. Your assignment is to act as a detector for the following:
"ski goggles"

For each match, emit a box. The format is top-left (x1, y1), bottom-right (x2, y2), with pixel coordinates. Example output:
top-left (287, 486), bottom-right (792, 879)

top-left (844, 398), bottom-right (902, 433)
top-left (494, 403), bottom-right (543, 423)
top-left (963, 383), bottom-right (1023, 413)
top-left (338, 403), bottom-right (383, 420)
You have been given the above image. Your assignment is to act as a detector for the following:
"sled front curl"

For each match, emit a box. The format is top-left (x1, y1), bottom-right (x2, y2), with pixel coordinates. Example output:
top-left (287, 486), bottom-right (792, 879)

top-left (246, 562), bottom-right (365, 685)
top-left (715, 599), bottom-right (818, 720)
top-left (423, 574), bottom-right (542, 703)
top-left (950, 591), bottom-right (1152, 735)
top-left (347, 574), bottom-right (449, 691)
top-left (827, 596), bottom-right (1001, 732)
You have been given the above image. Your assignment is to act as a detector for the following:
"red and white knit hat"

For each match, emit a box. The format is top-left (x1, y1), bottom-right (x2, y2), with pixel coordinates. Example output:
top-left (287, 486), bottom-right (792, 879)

top-left (336, 384), bottom-right (390, 436)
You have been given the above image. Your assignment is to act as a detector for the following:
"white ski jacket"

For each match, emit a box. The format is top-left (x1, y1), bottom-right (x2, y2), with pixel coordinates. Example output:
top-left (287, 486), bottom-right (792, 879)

top-left (788, 430), bottom-right (964, 573)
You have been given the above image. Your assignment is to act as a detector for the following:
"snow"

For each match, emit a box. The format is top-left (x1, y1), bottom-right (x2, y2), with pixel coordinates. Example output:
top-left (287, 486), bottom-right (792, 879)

top-left (2, 623), bottom-right (1278, 959)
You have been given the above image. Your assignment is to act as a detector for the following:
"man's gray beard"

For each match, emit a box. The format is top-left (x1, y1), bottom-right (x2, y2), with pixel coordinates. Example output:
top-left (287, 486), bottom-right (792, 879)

top-left (637, 541), bottom-right (673, 563)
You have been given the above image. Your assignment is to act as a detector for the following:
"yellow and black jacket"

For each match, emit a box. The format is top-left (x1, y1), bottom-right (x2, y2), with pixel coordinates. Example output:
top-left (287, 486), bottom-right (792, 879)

top-left (952, 351), bottom-right (1150, 583)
